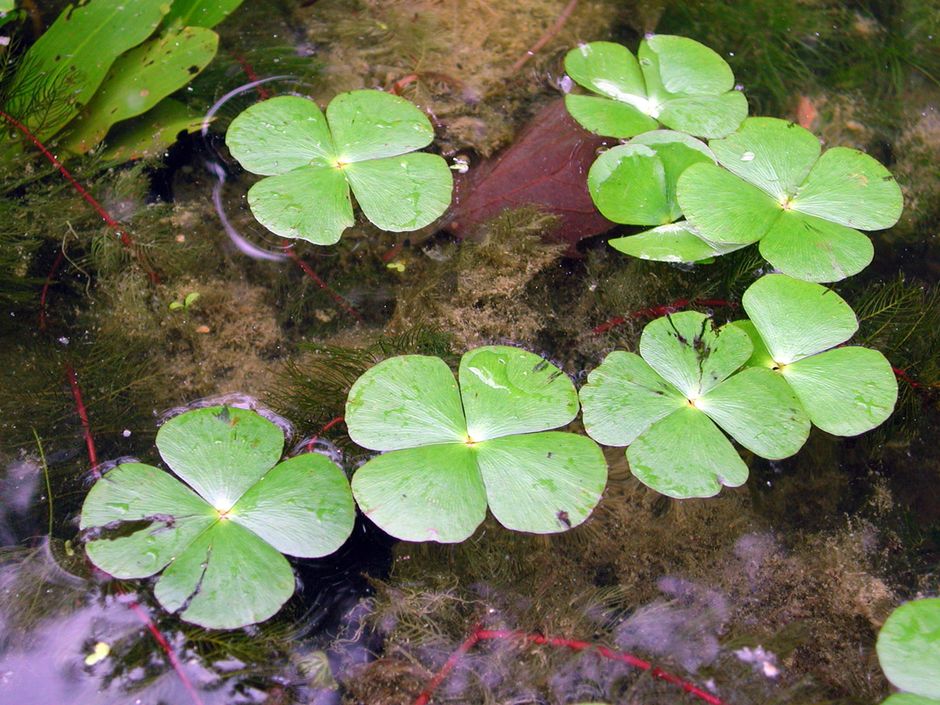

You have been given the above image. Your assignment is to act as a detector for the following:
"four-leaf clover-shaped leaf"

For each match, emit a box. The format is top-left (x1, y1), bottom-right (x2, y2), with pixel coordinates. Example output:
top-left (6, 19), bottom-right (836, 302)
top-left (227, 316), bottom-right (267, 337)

top-left (80, 406), bottom-right (356, 629)
top-left (735, 273), bottom-right (898, 436)
top-left (876, 598), bottom-right (940, 705)
top-left (226, 91), bottom-right (453, 245)
top-left (345, 346), bottom-right (608, 542)
top-left (678, 117), bottom-right (903, 282)
top-left (580, 311), bottom-right (809, 498)
top-left (564, 36), bottom-right (748, 139)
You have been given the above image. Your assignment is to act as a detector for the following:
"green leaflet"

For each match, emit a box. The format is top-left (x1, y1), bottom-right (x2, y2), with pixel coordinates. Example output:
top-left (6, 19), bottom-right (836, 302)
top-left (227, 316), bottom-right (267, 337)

top-left (226, 92), bottom-right (453, 245)
top-left (163, 0), bottom-right (245, 28)
top-left (877, 599), bottom-right (940, 701)
top-left (346, 346), bottom-right (607, 541)
top-left (81, 406), bottom-right (355, 629)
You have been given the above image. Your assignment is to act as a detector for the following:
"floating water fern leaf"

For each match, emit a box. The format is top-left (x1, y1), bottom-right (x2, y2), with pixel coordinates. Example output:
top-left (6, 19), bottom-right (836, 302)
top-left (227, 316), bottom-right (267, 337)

top-left (876, 598), bottom-right (940, 705)
top-left (580, 311), bottom-right (809, 498)
top-left (563, 36), bottom-right (748, 139)
top-left (736, 273), bottom-right (898, 436)
top-left (80, 406), bottom-right (355, 629)
top-left (677, 117), bottom-right (903, 282)
top-left (225, 91), bottom-right (453, 245)
top-left (345, 346), bottom-right (607, 542)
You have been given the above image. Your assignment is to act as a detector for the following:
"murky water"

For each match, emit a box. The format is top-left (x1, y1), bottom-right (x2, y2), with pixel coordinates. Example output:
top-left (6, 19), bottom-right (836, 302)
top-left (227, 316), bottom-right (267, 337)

top-left (1, 1), bottom-right (938, 704)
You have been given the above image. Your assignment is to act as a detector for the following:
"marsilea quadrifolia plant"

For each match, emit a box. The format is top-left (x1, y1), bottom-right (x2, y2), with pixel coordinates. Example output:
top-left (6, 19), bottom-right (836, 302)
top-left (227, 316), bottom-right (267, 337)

top-left (564, 37), bottom-right (903, 283)
top-left (345, 346), bottom-right (608, 543)
top-left (876, 598), bottom-right (940, 705)
top-left (225, 90), bottom-right (453, 245)
top-left (81, 406), bottom-right (355, 629)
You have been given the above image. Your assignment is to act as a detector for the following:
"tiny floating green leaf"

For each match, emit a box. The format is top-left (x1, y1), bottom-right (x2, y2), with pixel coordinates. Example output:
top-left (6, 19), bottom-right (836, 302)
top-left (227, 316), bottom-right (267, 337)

top-left (563, 36), bottom-right (747, 139)
top-left (80, 406), bottom-right (355, 629)
top-left (345, 346), bottom-right (608, 542)
top-left (225, 91), bottom-right (454, 245)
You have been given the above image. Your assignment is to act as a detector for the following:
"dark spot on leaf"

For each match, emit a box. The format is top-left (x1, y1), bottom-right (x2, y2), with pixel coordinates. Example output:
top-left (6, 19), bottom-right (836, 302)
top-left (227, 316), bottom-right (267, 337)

top-left (533, 360), bottom-right (549, 373)
top-left (557, 510), bottom-right (571, 528)
top-left (82, 514), bottom-right (176, 542)
top-left (546, 452), bottom-right (553, 459)
top-left (188, 65), bottom-right (199, 75)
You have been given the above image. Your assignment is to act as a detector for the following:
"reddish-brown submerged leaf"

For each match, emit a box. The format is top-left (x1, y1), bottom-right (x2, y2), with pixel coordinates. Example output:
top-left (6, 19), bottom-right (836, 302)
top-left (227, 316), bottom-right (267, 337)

top-left (444, 99), bottom-right (615, 246)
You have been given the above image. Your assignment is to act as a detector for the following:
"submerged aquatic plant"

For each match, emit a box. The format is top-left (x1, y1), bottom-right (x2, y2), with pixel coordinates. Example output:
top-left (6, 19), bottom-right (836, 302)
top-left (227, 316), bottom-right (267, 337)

top-left (876, 597), bottom-right (940, 704)
top-left (1, 0), bottom-right (239, 158)
top-left (345, 345), bottom-right (607, 542)
top-left (80, 406), bottom-right (355, 629)
top-left (563, 36), bottom-right (748, 139)
top-left (225, 91), bottom-right (453, 245)
top-left (676, 117), bottom-right (903, 282)
top-left (580, 310), bottom-right (809, 498)
top-left (735, 274), bottom-right (898, 436)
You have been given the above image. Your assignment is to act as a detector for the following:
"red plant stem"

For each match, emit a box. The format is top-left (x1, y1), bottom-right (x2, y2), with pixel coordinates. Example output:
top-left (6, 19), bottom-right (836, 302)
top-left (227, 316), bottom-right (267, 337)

top-left (38, 247), bottom-right (66, 331)
top-left (286, 248), bottom-right (364, 324)
top-left (230, 53), bottom-right (271, 99)
top-left (65, 364), bottom-right (99, 477)
top-left (511, 0), bottom-right (579, 72)
top-left (305, 415), bottom-right (346, 452)
top-left (0, 109), bottom-right (159, 284)
top-left (124, 597), bottom-right (205, 705)
top-left (414, 625), bottom-right (726, 705)
top-left (593, 298), bottom-right (736, 334)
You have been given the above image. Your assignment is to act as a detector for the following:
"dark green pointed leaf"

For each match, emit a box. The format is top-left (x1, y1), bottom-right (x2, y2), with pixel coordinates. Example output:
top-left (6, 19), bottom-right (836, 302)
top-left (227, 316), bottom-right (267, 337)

top-left (344, 152), bottom-right (452, 232)
top-left (164, 0), bottom-right (244, 28)
top-left (459, 345), bottom-right (578, 441)
top-left (345, 355), bottom-right (467, 450)
top-left (782, 346), bottom-right (897, 436)
top-left (742, 274), bottom-right (858, 364)
top-left (156, 406), bottom-right (283, 514)
top-left (3, 0), bottom-right (168, 139)
top-left (628, 406), bottom-right (748, 498)
top-left (226, 96), bottom-right (336, 175)
top-left (327, 90), bottom-right (434, 162)
top-left (792, 146), bottom-right (903, 230)
top-left (697, 366), bottom-right (810, 458)
top-left (62, 25), bottom-right (218, 154)
top-left (877, 598), bottom-right (940, 700)
top-left (351, 443), bottom-right (486, 543)
top-left (579, 350), bottom-right (685, 446)
top-left (101, 99), bottom-right (204, 161)
top-left (639, 311), bottom-right (752, 398)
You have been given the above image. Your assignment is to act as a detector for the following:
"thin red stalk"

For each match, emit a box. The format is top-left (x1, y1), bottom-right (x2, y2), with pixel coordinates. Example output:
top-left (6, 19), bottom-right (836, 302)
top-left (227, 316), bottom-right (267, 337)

top-left (124, 597), bottom-right (205, 705)
top-left (413, 624), bottom-right (483, 705)
top-left (593, 298), bottom-right (736, 334)
top-left (511, 0), bottom-right (579, 72)
top-left (230, 53), bottom-right (271, 99)
top-left (68, 374), bottom-right (203, 705)
top-left (415, 625), bottom-right (726, 705)
top-left (305, 415), bottom-right (345, 453)
top-left (38, 247), bottom-right (65, 331)
top-left (286, 248), bottom-right (364, 324)
top-left (0, 109), bottom-right (159, 284)
top-left (65, 364), bottom-right (99, 477)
